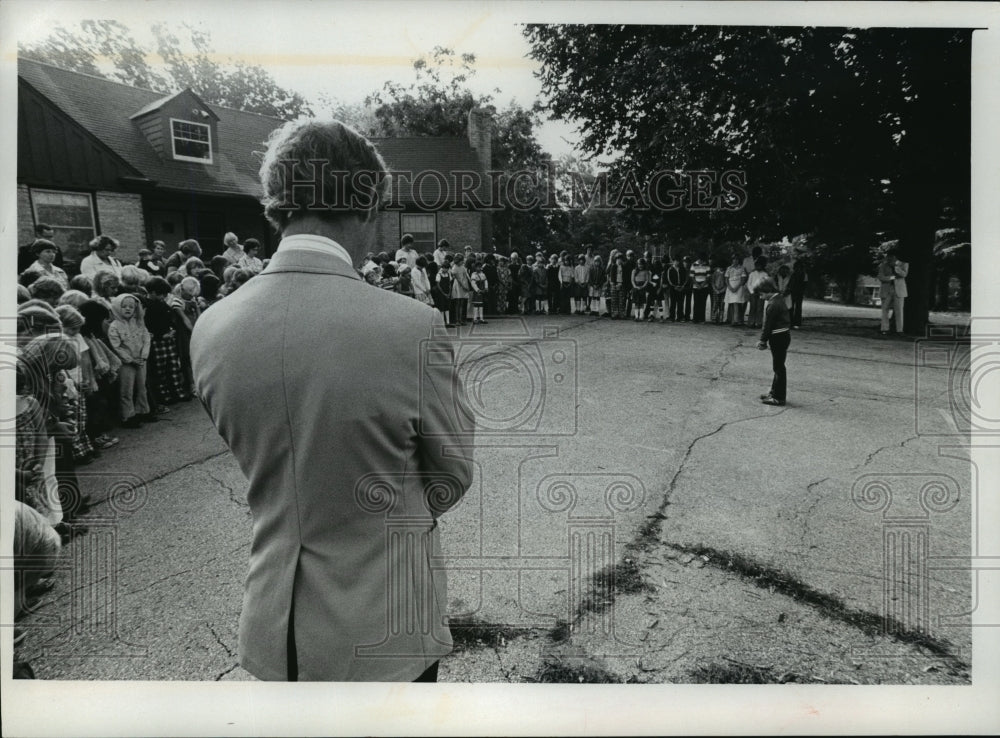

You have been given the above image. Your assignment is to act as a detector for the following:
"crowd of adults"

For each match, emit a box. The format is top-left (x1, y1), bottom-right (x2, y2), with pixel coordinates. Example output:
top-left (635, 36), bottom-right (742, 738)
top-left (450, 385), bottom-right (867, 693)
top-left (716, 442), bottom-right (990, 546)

top-left (12, 226), bottom-right (265, 662)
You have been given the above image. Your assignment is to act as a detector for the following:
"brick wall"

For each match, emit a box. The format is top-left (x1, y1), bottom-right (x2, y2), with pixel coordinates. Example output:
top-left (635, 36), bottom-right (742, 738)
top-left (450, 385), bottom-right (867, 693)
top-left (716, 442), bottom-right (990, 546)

top-left (376, 211), bottom-right (402, 255)
top-left (17, 185), bottom-right (35, 246)
top-left (437, 211), bottom-right (483, 253)
top-left (95, 192), bottom-right (145, 263)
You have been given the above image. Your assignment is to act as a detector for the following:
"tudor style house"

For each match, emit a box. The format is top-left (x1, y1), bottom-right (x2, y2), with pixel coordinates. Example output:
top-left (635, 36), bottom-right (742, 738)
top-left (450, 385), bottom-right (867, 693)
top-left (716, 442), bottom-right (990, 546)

top-left (17, 57), bottom-right (493, 269)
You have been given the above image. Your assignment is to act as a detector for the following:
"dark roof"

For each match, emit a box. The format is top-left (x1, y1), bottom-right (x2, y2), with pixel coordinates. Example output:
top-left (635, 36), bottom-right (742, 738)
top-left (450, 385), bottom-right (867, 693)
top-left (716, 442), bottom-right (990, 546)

top-left (130, 89), bottom-right (220, 121)
top-left (18, 57), bottom-right (487, 204)
top-left (372, 138), bottom-right (485, 205)
top-left (19, 57), bottom-right (280, 197)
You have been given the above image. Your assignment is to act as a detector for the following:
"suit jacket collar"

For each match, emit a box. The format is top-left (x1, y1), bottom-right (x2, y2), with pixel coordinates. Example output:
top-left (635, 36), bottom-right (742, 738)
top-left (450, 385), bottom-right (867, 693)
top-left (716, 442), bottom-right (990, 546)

top-left (262, 248), bottom-right (361, 281)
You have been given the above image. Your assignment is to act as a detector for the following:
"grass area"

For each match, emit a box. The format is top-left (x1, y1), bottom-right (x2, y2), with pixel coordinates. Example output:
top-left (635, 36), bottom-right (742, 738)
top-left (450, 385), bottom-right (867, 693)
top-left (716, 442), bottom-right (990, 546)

top-left (449, 615), bottom-right (535, 651)
top-left (536, 656), bottom-right (620, 683)
top-left (668, 543), bottom-right (969, 676)
top-left (688, 661), bottom-right (779, 684)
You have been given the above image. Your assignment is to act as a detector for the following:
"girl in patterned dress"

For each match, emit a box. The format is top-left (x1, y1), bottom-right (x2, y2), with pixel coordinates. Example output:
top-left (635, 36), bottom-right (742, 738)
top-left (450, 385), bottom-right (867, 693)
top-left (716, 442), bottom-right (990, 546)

top-left (145, 277), bottom-right (188, 405)
top-left (495, 256), bottom-right (511, 315)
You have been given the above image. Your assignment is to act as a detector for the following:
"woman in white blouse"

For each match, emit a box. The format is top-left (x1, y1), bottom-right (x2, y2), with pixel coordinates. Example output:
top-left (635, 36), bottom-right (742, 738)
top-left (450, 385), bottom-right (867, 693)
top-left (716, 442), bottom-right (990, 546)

top-left (412, 255), bottom-right (434, 305)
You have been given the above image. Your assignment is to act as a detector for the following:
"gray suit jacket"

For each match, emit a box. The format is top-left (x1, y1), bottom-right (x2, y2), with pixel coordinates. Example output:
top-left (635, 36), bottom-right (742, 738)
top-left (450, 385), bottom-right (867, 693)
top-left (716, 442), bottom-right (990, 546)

top-left (191, 246), bottom-right (474, 680)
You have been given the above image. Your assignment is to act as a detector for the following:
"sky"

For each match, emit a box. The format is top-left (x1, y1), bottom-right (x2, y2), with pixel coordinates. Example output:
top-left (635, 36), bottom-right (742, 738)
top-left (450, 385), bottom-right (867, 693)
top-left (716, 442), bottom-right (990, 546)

top-left (9, 0), bottom-right (585, 157)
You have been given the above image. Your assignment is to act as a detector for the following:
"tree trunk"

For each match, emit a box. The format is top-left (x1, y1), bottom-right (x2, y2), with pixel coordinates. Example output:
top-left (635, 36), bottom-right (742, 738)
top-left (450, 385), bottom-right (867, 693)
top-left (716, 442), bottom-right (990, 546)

top-left (839, 273), bottom-right (857, 305)
top-left (898, 31), bottom-right (970, 335)
top-left (934, 267), bottom-right (950, 311)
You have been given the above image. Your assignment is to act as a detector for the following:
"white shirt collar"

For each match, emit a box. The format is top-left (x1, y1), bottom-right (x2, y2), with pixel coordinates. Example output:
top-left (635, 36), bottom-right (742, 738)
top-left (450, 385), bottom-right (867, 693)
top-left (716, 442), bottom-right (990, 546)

top-left (277, 234), bottom-right (354, 267)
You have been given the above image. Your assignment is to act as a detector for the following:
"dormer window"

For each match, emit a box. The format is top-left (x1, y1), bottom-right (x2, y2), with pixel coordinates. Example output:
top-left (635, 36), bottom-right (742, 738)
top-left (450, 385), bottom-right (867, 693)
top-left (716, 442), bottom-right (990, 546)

top-left (171, 118), bottom-right (213, 163)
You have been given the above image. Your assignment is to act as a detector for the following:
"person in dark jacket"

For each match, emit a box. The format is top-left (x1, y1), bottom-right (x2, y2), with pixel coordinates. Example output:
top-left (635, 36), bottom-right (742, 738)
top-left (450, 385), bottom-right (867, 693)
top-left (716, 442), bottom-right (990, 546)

top-left (519, 256), bottom-right (535, 315)
top-left (506, 254), bottom-right (522, 314)
top-left (546, 254), bottom-right (561, 314)
top-left (756, 277), bottom-right (791, 406)
top-left (18, 224), bottom-right (65, 274)
top-left (622, 250), bottom-right (636, 317)
top-left (483, 254), bottom-right (499, 317)
top-left (665, 258), bottom-right (687, 322)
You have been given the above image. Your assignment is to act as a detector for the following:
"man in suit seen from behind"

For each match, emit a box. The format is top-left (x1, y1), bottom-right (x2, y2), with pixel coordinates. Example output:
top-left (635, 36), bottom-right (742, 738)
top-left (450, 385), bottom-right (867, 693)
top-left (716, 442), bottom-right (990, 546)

top-left (191, 119), bottom-right (475, 682)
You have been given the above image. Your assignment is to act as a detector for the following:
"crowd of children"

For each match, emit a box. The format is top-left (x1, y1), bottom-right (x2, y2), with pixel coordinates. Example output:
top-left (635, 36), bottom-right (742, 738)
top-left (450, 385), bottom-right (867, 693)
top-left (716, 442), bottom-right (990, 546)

top-left (12, 231), bottom-right (262, 655)
top-left (361, 237), bottom-right (808, 331)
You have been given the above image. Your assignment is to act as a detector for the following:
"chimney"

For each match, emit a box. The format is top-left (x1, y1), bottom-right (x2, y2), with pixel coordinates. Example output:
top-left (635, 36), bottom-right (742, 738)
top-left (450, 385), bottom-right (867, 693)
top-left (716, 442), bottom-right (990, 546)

top-left (467, 107), bottom-right (492, 173)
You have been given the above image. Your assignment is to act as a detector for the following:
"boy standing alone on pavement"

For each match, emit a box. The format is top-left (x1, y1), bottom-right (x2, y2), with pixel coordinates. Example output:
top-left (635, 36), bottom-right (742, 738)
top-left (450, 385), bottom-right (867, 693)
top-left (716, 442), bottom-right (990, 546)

top-left (756, 277), bottom-right (791, 407)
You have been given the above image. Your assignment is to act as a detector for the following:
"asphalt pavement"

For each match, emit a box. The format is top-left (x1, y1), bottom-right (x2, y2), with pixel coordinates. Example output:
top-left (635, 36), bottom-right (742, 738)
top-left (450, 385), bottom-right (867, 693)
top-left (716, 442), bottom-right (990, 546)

top-left (11, 299), bottom-right (974, 685)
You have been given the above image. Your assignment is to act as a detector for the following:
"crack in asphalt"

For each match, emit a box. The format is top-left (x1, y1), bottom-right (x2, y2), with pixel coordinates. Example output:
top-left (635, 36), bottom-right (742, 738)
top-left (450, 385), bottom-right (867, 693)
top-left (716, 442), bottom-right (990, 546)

top-left (788, 348), bottom-right (925, 368)
top-left (214, 663), bottom-right (240, 681)
top-left (664, 406), bottom-right (790, 502)
top-left (709, 336), bottom-right (745, 382)
top-left (207, 623), bottom-right (235, 658)
top-left (122, 542), bottom-right (250, 596)
top-left (795, 477), bottom-right (833, 552)
top-left (207, 468), bottom-right (249, 509)
top-left (851, 434), bottom-right (922, 472)
top-left (491, 644), bottom-right (512, 681)
top-left (535, 398), bottom-right (789, 649)
top-left (84, 451), bottom-right (232, 513)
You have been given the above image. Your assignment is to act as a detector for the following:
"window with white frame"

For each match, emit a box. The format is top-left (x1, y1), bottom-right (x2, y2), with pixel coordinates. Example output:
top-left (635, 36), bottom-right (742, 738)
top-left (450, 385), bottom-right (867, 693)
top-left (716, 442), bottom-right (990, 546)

top-left (400, 213), bottom-right (436, 252)
top-left (30, 188), bottom-right (96, 263)
top-left (170, 118), bottom-right (213, 163)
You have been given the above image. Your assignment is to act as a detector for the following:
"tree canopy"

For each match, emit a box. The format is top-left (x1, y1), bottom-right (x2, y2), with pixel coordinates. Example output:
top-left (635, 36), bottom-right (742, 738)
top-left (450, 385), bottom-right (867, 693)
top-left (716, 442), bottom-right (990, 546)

top-left (524, 24), bottom-right (972, 332)
top-left (19, 20), bottom-right (312, 119)
top-left (346, 47), bottom-right (554, 255)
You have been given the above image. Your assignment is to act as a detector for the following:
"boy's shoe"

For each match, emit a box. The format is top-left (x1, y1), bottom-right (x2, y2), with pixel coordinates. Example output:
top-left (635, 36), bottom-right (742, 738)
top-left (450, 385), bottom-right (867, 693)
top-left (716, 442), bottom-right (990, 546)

top-left (760, 393), bottom-right (774, 401)
top-left (141, 413), bottom-right (160, 423)
top-left (155, 405), bottom-right (171, 415)
top-left (761, 397), bottom-right (785, 406)
top-left (122, 417), bottom-right (142, 429)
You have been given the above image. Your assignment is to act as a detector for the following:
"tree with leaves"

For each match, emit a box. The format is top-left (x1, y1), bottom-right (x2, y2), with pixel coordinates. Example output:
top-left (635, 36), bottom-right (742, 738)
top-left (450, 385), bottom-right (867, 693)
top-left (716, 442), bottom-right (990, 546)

top-left (360, 47), bottom-right (554, 255)
top-left (524, 24), bottom-right (971, 333)
top-left (20, 21), bottom-right (312, 119)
